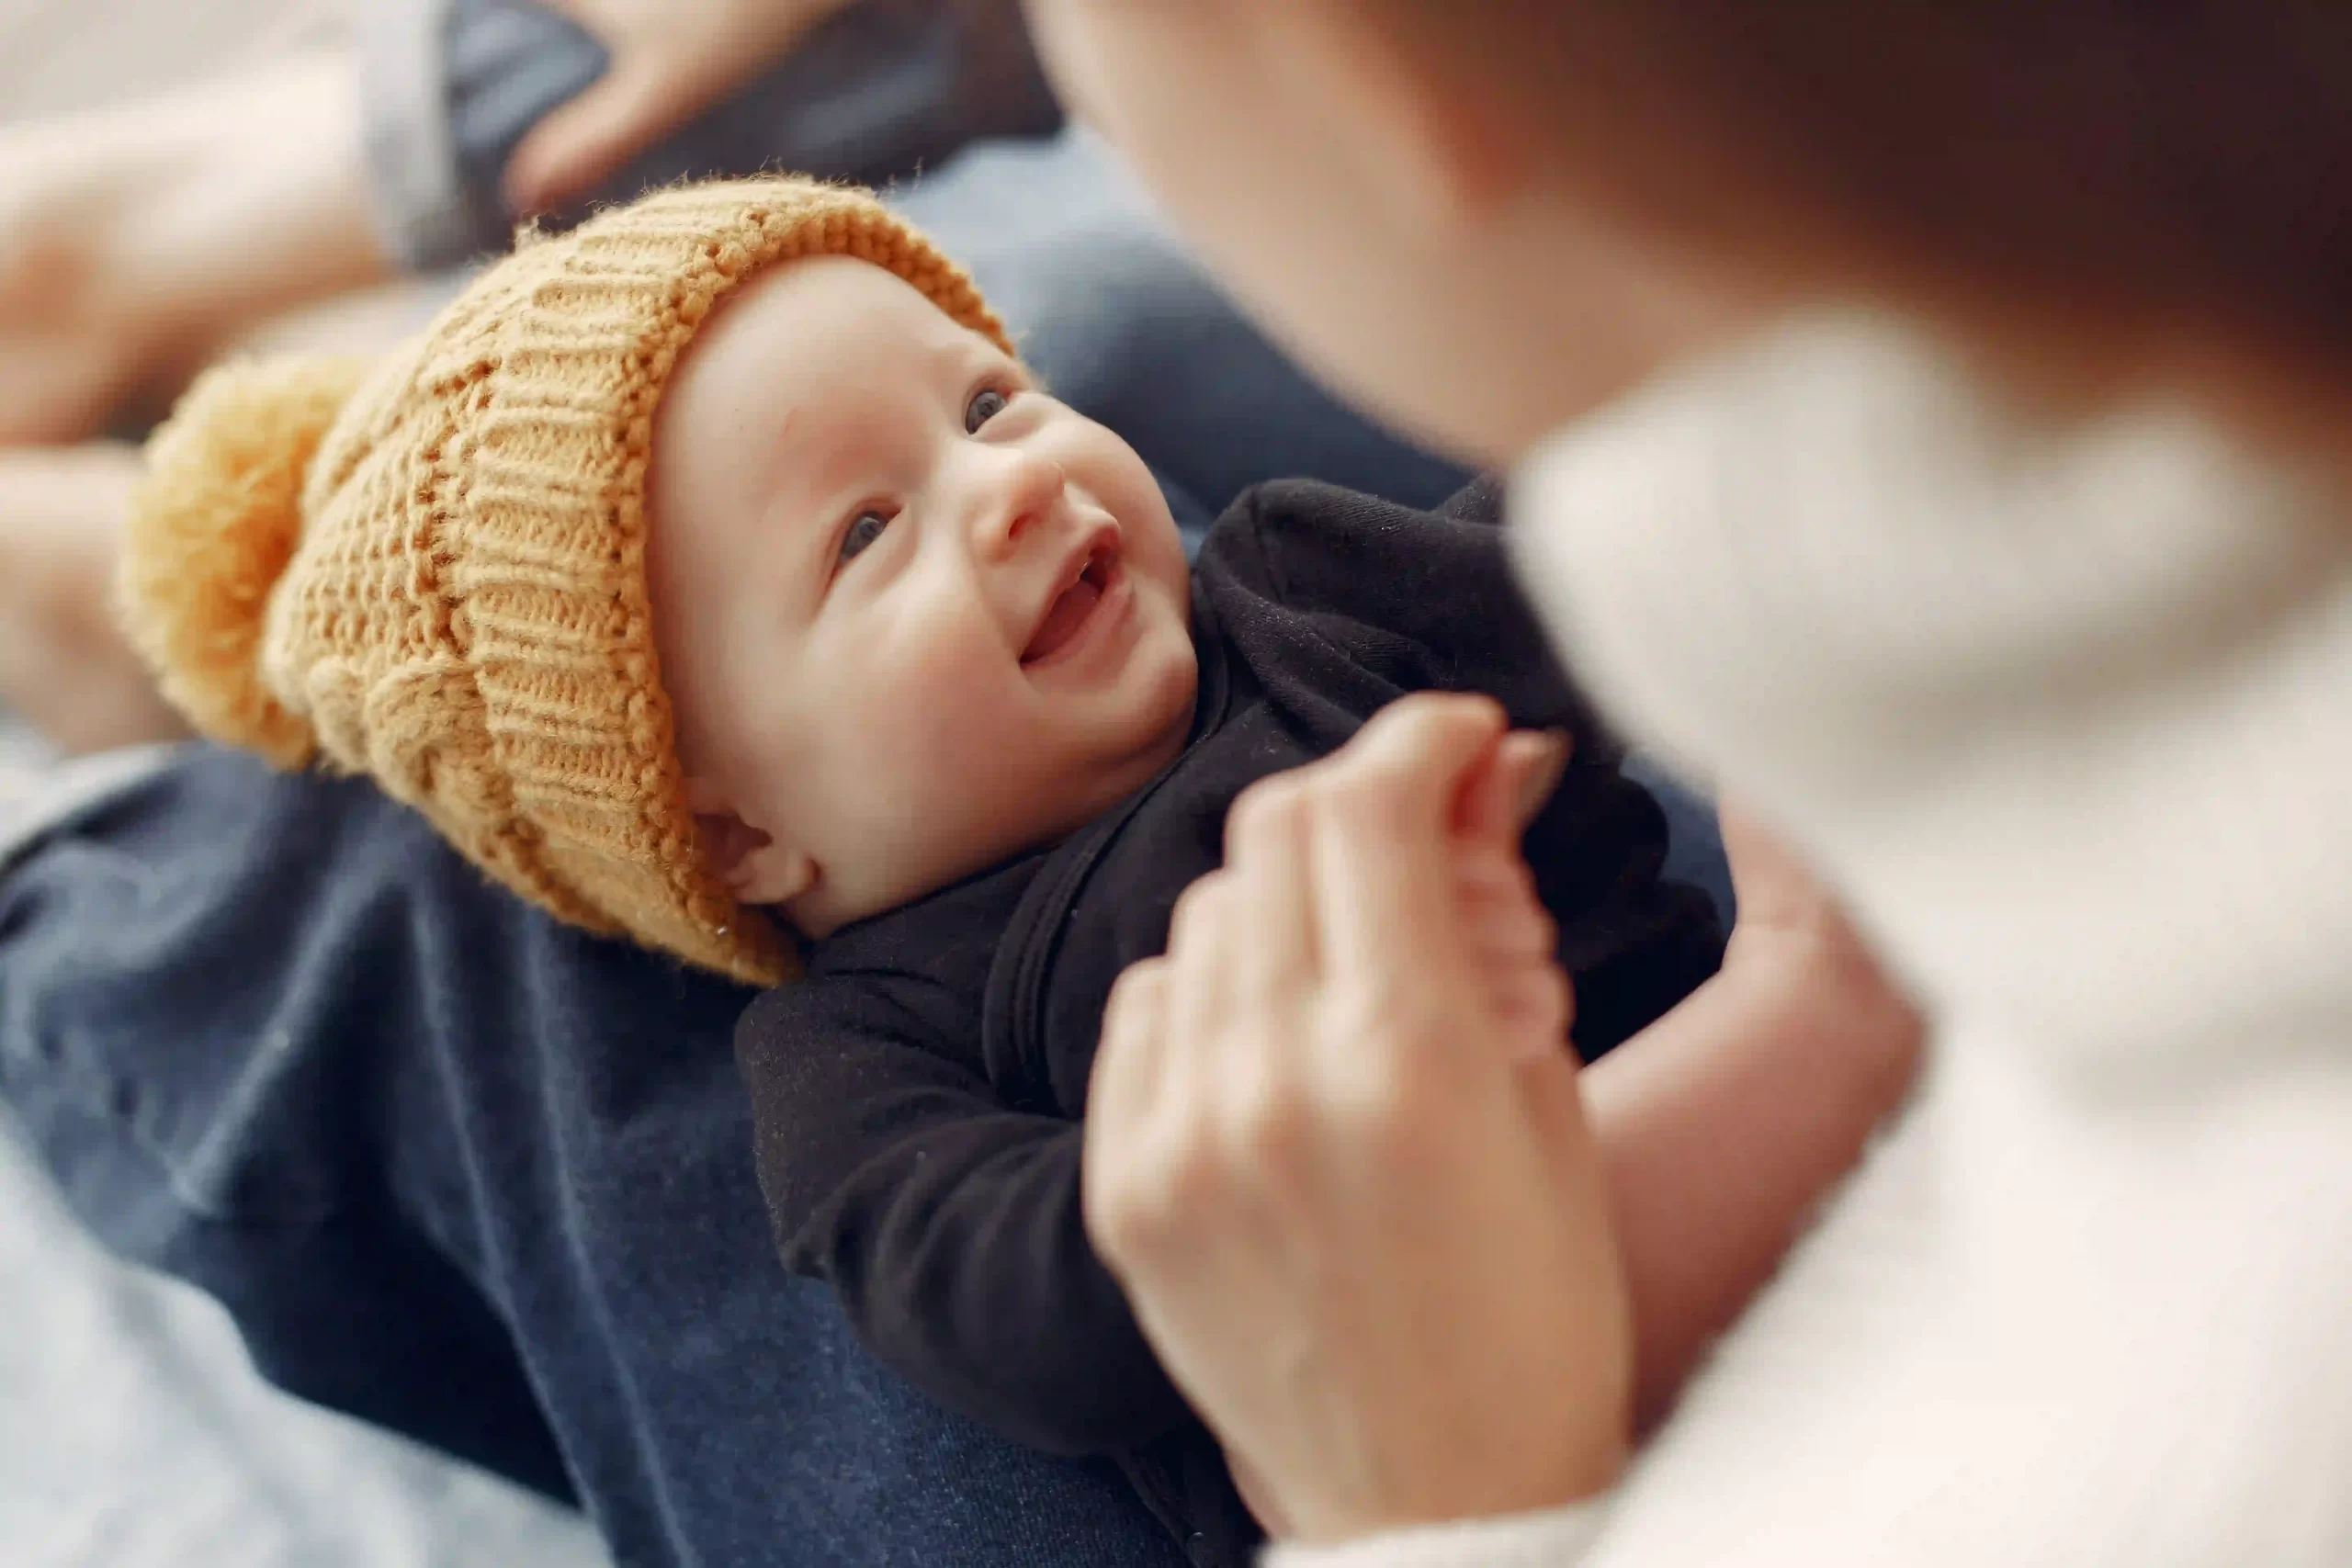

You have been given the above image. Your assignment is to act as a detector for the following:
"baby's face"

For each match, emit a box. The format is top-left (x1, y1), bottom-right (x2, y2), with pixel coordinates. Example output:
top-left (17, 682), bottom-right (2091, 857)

top-left (647, 256), bottom-right (1197, 937)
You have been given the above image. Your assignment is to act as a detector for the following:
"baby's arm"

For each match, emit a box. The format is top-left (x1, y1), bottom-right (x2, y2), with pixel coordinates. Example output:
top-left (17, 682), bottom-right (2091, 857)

top-left (1453, 744), bottom-right (1917, 1427)
top-left (1578, 801), bottom-right (1923, 1427)
top-left (1451, 734), bottom-right (1918, 1427)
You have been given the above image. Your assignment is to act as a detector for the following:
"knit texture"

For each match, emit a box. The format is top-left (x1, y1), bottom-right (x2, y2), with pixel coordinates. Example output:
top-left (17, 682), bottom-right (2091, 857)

top-left (119, 177), bottom-right (1012, 987)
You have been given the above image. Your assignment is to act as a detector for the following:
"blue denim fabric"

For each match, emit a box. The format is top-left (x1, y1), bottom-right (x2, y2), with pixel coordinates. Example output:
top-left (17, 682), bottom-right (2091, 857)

top-left (1, 757), bottom-right (1185, 1568)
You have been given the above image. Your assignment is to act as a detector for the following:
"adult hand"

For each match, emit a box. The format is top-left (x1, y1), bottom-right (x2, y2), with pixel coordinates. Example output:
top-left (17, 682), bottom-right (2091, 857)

top-left (1085, 694), bottom-right (1633, 1546)
top-left (503, 0), bottom-right (858, 216)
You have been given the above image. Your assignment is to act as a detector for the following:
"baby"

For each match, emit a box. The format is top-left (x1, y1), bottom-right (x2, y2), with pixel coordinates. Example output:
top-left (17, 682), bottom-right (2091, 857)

top-left (674, 228), bottom-right (1723, 1560)
top-left (120, 178), bottom-right (1897, 1564)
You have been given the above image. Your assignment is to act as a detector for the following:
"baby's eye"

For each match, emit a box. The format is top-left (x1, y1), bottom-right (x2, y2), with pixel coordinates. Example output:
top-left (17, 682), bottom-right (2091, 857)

top-left (965, 386), bottom-right (1011, 434)
top-left (839, 508), bottom-right (893, 564)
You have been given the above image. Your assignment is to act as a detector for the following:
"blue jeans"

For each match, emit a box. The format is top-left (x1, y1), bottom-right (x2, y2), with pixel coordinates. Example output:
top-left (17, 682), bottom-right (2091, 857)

top-left (5, 11), bottom-right (1727, 1568)
top-left (4, 755), bottom-right (1185, 1567)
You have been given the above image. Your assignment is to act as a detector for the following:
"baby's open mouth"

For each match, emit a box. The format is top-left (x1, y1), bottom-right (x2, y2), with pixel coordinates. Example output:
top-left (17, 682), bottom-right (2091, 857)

top-left (1022, 545), bottom-right (1119, 666)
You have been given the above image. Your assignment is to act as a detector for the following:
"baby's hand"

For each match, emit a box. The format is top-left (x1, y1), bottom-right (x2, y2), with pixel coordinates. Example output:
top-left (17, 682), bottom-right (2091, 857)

top-left (1450, 729), bottom-right (1577, 1061)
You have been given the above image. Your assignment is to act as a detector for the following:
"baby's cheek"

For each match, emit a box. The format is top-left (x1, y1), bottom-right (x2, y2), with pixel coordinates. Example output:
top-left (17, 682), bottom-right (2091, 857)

top-left (879, 631), bottom-right (1030, 772)
top-left (871, 674), bottom-right (1074, 874)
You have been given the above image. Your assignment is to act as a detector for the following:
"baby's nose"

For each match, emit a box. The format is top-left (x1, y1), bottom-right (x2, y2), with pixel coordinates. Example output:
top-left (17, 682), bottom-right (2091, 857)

top-left (973, 447), bottom-right (1067, 558)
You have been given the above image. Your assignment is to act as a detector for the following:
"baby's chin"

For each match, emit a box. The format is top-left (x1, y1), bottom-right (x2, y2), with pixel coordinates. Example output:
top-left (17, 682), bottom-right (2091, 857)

top-left (792, 684), bottom-right (1201, 941)
top-left (1131, 626), bottom-right (1200, 754)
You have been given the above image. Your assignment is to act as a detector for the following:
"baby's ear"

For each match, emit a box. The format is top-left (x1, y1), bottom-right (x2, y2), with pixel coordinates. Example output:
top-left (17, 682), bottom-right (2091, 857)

top-left (684, 778), bottom-right (816, 907)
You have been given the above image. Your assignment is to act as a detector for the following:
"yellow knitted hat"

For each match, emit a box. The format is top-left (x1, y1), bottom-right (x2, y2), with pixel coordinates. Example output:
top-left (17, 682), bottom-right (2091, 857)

top-left (118, 176), bottom-right (1012, 987)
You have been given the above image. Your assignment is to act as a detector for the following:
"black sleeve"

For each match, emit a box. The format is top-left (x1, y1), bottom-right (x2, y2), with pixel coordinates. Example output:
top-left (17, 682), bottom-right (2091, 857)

top-left (734, 981), bottom-right (1192, 1456)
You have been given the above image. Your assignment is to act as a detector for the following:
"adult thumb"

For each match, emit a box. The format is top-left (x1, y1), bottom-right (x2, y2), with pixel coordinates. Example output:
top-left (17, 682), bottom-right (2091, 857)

top-left (503, 61), bottom-right (695, 218)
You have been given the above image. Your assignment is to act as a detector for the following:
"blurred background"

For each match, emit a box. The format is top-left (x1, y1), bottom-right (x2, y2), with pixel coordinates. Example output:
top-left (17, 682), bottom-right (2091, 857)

top-left (0, 0), bottom-right (332, 118)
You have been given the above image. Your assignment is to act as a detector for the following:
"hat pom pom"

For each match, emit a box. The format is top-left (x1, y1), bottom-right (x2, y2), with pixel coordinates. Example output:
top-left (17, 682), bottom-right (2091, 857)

top-left (119, 357), bottom-right (369, 768)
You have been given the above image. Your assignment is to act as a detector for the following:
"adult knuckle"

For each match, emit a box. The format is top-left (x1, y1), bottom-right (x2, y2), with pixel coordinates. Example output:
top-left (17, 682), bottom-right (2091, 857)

top-left (1284, 756), bottom-right (1343, 807)
top-left (1323, 761), bottom-right (1415, 838)
top-left (1328, 1063), bottom-right (1441, 1175)
top-left (1103, 958), bottom-right (1167, 1023)
top-left (1226, 773), bottom-right (1306, 852)
top-left (1166, 871), bottom-right (1229, 947)
top-left (1358, 1010), bottom-right (1461, 1111)
top-left (1226, 1069), bottom-right (1314, 1168)
top-left (1521, 964), bottom-right (1574, 1031)
top-left (1328, 972), bottom-right (1420, 1044)
top-left (1382, 690), bottom-right (1454, 728)
top-left (1438, 690), bottom-right (1508, 738)
top-left (1389, 689), bottom-right (1501, 743)
top-left (1087, 1187), bottom-right (1158, 1266)
top-left (1089, 1153), bottom-right (1189, 1261)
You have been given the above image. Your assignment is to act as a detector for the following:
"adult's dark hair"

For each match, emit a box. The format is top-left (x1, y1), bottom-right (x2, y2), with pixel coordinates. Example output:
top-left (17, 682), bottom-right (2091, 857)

top-left (1368, 2), bottom-right (2352, 414)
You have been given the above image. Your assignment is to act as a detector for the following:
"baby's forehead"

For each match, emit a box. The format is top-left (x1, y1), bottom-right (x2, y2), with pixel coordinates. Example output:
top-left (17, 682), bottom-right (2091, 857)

top-left (659, 259), bottom-right (998, 459)
top-left (726, 254), bottom-right (1004, 364)
top-left (654, 257), bottom-right (1028, 555)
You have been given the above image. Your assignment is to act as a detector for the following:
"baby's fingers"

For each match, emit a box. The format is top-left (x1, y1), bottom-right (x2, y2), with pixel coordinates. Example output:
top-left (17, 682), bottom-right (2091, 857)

top-left (1458, 728), bottom-right (1573, 848)
top-left (1310, 694), bottom-right (1506, 984)
top-left (1455, 861), bottom-right (1558, 963)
